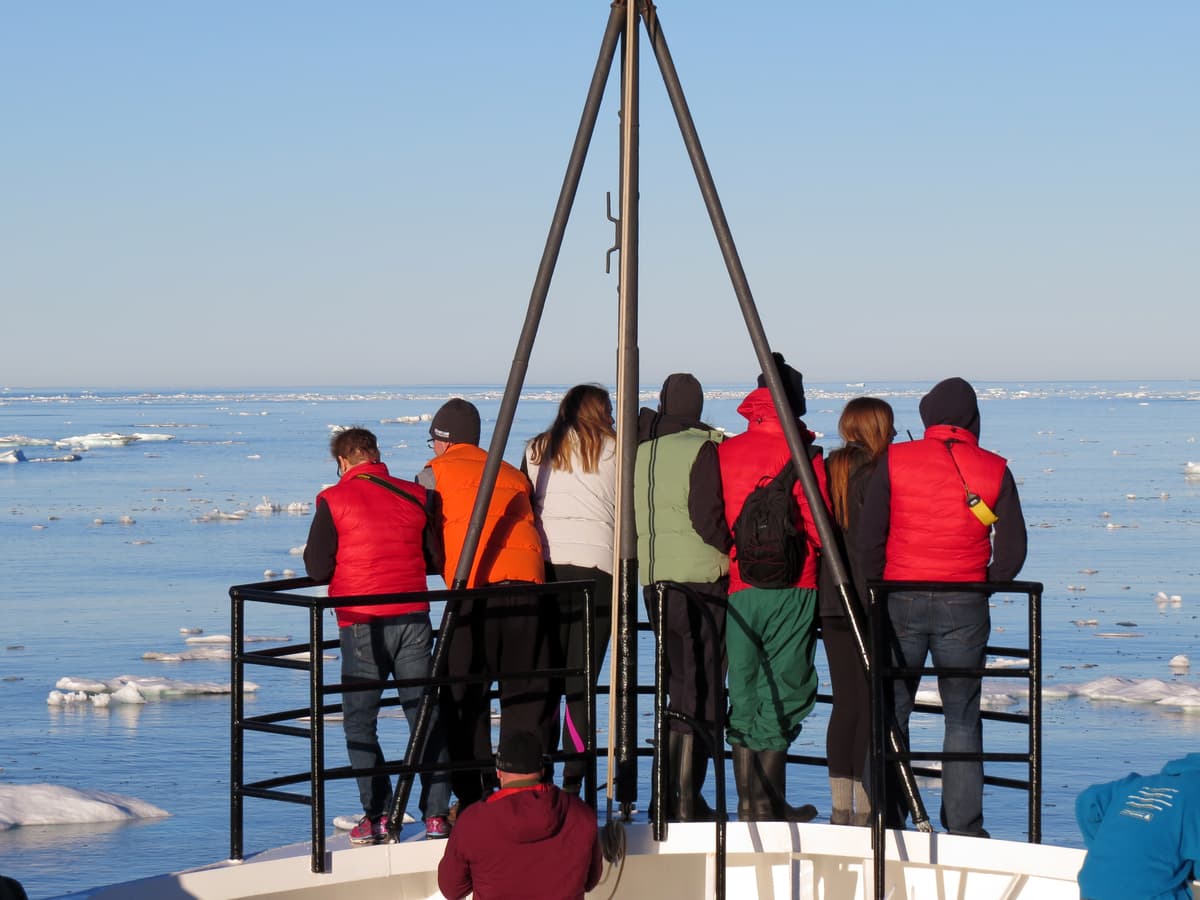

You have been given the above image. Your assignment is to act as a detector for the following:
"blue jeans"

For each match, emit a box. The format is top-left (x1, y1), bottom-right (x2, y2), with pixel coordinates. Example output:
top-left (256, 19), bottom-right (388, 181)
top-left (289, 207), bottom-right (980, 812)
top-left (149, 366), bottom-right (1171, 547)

top-left (888, 590), bottom-right (990, 836)
top-left (340, 615), bottom-right (450, 821)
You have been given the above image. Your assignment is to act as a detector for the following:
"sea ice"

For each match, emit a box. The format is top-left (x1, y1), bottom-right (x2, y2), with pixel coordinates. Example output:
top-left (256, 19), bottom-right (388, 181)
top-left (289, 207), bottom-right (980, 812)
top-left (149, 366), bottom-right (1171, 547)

top-left (0, 784), bottom-right (170, 830)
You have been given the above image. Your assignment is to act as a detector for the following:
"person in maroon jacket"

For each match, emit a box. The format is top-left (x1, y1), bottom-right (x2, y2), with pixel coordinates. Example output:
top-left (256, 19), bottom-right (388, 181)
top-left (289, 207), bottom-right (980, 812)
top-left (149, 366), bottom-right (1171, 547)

top-left (437, 730), bottom-right (603, 900)
top-left (304, 427), bottom-right (452, 843)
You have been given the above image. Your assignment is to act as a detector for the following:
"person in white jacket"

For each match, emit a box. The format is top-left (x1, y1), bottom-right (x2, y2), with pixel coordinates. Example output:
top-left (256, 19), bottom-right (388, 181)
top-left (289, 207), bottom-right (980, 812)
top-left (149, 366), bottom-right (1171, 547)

top-left (524, 384), bottom-right (617, 796)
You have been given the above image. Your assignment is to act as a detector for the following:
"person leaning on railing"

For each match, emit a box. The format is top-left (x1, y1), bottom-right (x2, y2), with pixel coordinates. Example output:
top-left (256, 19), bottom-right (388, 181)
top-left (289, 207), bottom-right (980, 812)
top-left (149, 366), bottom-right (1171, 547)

top-left (303, 426), bottom-right (453, 843)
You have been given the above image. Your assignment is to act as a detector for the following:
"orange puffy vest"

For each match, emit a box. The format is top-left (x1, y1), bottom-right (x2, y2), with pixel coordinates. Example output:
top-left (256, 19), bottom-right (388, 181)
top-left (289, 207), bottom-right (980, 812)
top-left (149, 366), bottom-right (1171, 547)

top-left (428, 444), bottom-right (544, 588)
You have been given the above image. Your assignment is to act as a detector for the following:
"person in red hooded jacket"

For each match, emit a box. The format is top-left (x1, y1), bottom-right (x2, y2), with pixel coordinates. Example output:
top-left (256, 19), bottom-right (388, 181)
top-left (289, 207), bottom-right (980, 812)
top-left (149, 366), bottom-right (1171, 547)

top-left (709, 354), bottom-right (825, 823)
top-left (437, 730), bottom-right (603, 900)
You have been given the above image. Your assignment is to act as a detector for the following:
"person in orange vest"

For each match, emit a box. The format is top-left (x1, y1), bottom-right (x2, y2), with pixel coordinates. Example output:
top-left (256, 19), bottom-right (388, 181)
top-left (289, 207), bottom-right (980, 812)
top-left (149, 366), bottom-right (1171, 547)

top-left (417, 398), bottom-right (549, 811)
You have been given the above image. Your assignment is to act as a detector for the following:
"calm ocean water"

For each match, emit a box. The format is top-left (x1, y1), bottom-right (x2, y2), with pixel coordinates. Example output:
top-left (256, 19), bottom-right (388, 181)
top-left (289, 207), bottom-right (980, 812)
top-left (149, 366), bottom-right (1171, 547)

top-left (2, 381), bottom-right (1199, 898)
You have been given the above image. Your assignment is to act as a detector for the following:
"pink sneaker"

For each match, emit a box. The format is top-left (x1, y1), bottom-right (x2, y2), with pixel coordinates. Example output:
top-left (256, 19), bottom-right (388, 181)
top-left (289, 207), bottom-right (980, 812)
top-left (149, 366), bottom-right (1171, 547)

top-left (349, 814), bottom-right (390, 845)
top-left (424, 815), bottom-right (451, 839)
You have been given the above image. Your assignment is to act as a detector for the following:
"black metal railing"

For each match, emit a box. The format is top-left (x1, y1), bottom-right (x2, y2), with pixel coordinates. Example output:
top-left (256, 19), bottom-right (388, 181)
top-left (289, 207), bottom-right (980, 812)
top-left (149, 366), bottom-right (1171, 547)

top-left (229, 577), bottom-right (596, 873)
top-left (648, 581), bottom-right (730, 900)
top-left (868, 579), bottom-right (1044, 900)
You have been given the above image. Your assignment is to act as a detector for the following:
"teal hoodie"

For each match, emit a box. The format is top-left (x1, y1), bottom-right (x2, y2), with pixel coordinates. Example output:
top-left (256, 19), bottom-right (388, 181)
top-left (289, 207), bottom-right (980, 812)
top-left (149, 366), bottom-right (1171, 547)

top-left (1076, 753), bottom-right (1200, 900)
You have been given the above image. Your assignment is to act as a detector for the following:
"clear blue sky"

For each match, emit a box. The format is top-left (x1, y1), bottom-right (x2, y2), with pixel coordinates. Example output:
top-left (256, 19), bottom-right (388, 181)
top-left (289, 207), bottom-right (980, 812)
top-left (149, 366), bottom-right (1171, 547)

top-left (3, 2), bottom-right (1196, 388)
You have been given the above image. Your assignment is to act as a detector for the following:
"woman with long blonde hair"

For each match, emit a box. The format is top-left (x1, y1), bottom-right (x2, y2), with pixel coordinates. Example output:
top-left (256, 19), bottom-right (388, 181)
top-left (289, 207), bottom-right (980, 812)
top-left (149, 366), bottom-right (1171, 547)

top-left (524, 384), bottom-right (616, 794)
top-left (820, 396), bottom-right (895, 825)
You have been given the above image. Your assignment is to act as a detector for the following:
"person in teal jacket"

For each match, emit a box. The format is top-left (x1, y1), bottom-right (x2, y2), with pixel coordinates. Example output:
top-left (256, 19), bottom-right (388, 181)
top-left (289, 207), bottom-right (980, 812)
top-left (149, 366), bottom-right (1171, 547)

top-left (1076, 753), bottom-right (1200, 900)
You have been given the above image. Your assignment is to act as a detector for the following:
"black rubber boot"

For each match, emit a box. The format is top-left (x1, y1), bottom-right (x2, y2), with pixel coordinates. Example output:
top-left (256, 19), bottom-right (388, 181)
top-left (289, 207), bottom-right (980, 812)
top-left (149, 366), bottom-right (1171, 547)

top-left (731, 743), bottom-right (759, 822)
top-left (756, 749), bottom-right (817, 823)
top-left (686, 735), bottom-right (718, 822)
top-left (666, 730), bottom-right (684, 820)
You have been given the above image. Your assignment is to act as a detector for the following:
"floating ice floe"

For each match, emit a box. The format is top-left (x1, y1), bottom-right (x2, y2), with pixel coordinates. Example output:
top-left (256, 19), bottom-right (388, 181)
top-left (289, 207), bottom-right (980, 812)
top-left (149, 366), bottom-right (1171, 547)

top-left (184, 635), bottom-right (291, 644)
top-left (1169, 655), bottom-right (1190, 670)
top-left (195, 508), bottom-right (248, 522)
top-left (1046, 676), bottom-right (1200, 710)
top-left (255, 497), bottom-right (282, 513)
top-left (0, 784), bottom-right (170, 829)
top-left (1072, 619), bottom-right (1099, 627)
top-left (289, 545), bottom-right (305, 556)
top-left (142, 649), bottom-right (231, 661)
top-left (180, 627), bottom-right (203, 634)
top-left (47, 674), bottom-right (259, 706)
top-left (1184, 461), bottom-right (1200, 476)
top-left (1079, 568), bottom-right (1099, 575)
top-left (379, 414), bottom-right (433, 425)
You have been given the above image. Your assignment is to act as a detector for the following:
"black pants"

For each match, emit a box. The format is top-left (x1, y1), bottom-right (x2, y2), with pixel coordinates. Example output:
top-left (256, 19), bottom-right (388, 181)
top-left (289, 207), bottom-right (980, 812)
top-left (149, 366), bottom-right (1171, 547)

top-left (823, 616), bottom-right (871, 779)
top-left (643, 580), bottom-right (728, 739)
top-left (545, 563), bottom-right (613, 784)
top-left (440, 588), bottom-right (554, 807)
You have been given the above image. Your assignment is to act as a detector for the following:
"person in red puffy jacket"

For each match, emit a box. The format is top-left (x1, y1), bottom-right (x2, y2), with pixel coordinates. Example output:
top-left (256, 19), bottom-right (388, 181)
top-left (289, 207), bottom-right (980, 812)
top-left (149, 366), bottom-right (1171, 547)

top-left (305, 426), bottom-right (452, 843)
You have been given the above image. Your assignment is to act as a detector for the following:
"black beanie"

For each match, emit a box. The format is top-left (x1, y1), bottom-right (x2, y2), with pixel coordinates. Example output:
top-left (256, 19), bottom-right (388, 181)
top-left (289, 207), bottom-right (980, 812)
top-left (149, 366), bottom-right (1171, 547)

top-left (429, 398), bottom-right (481, 445)
top-left (495, 730), bottom-right (545, 775)
top-left (658, 373), bottom-right (704, 420)
top-left (756, 352), bottom-right (806, 417)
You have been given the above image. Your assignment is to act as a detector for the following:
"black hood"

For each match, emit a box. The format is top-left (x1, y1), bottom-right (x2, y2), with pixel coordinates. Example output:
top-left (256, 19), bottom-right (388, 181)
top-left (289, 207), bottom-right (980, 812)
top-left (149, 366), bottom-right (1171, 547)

top-left (637, 373), bottom-right (711, 443)
top-left (919, 377), bottom-right (981, 438)
top-left (659, 373), bottom-right (703, 419)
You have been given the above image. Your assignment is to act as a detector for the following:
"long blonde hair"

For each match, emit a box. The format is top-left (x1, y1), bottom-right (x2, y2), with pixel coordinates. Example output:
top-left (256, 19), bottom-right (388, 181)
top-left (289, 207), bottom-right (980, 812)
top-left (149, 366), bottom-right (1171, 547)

top-left (827, 396), bottom-right (894, 529)
top-left (528, 384), bottom-right (615, 474)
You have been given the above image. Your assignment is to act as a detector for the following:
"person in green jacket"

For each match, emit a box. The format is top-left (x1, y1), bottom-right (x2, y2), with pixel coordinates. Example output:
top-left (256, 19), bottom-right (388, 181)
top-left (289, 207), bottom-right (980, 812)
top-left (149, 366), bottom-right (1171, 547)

top-left (634, 373), bottom-right (731, 821)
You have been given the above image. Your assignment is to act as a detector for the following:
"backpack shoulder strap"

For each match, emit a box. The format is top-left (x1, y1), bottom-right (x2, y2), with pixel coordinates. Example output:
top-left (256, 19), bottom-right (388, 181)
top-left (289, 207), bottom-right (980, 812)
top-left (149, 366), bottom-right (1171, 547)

top-left (356, 473), bottom-right (427, 514)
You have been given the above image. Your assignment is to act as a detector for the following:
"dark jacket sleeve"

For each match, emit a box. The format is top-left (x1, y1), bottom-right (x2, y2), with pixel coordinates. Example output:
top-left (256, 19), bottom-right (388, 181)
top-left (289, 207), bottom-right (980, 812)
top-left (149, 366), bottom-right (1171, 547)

top-left (424, 489), bottom-right (446, 576)
top-left (855, 456), bottom-right (891, 584)
top-left (302, 498), bottom-right (337, 584)
top-left (688, 440), bottom-right (732, 554)
top-left (987, 468), bottom-right (1027, 582)
top-left (436, 828), bottom-right (473, 900)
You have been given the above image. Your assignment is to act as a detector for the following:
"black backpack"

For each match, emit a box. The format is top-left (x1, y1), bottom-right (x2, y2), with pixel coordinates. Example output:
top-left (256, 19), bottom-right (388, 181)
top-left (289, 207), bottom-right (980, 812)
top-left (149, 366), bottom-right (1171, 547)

top-left (732, 461), bottom-right (804, 588)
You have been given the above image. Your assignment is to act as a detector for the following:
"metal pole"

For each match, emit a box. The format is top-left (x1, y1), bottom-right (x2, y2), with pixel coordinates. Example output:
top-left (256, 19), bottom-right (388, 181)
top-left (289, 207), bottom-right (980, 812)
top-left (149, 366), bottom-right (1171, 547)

top-left (652, 584), bottom-right (668, 842)
top-left (389, 4), bottom-right (626, 832)
top-left (612, 0), bottom-right (641, 818)
top-left (1029, 586), bottom-right (1042, 843)
top-left (642, 5), bottom-right (933, 829)
top-left (229, 587), bottom-right (244, 863)
top-left (310, 599), bottom-right (326, 872)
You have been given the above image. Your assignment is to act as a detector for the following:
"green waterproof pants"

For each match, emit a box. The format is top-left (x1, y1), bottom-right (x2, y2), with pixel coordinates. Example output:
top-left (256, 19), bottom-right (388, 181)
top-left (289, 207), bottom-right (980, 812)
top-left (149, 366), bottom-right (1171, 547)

top-left (725, 586), bottom-right (818, 752)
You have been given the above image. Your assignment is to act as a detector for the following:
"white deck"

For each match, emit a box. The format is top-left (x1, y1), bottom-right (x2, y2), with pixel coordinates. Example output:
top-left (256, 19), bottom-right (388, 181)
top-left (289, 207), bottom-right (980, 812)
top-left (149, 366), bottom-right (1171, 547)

top-left (67, 821), bottom-right (1093, 899)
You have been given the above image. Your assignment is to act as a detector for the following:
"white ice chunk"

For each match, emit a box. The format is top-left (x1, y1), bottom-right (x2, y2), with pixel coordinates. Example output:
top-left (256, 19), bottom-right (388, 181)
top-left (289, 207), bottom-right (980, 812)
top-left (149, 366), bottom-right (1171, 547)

top-left (0, 784), bottom-right (169, 829)
top-left (1169, 655), bottom-right (1190, 669)
top-left (55, 677), bottom-right (109, 693)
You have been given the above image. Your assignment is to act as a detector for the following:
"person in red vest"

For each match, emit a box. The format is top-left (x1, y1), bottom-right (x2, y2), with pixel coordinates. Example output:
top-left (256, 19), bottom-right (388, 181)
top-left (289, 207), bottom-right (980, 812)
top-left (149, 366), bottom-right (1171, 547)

top-left (858, 377), bottom-right (1027, 837)
top-left (437, 730), bottom-right (603, 900)
top-left (417, 398), bottom-right (550, 812)
top-left (304, 427), bottom-right (452, 843)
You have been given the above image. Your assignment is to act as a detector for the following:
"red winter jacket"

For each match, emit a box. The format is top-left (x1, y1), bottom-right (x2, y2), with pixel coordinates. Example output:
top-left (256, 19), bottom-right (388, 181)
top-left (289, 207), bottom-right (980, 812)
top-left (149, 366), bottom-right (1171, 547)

top-left (315, 461), bottom-right (430, 625)
top-left (437, 783), bottom-right (603, 900)
top-left (717, 387), bottom-right (828, 593)
top-left (883, 425), bottom-right (1007, 582)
